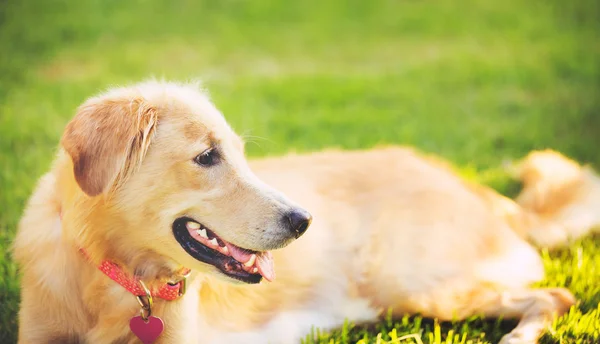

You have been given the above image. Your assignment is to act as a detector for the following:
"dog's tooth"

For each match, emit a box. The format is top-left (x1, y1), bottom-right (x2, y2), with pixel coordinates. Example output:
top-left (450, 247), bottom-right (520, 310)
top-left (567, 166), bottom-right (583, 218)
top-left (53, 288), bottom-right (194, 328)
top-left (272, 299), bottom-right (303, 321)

top-left (221, 246), bottom-right (229, 254)
top-left (209, 238), bottom-right (218, 246)
top-left (252, 267), bottom-right (258, 273)
top-left (197, 228), bottom-right (208, 239)
top-left (186, 221), bottom-right (201, 230)
top-left (244, 254), bottom-right (256, 267)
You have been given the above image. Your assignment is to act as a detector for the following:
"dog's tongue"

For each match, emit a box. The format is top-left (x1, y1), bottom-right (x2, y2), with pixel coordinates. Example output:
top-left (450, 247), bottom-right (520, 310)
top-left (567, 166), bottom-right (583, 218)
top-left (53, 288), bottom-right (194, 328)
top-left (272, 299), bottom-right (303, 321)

top-left (225, 243), bottom-right (275, 282)
top-left (255, 252), bottom-right (275, 282)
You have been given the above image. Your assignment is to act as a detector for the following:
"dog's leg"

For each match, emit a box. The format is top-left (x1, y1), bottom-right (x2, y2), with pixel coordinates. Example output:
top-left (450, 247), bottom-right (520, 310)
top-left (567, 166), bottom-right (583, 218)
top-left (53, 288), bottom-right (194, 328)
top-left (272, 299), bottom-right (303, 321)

top-left (17, 285), bottom-right (83, 344)
top-left (474, 287), bottom-right (575, 344)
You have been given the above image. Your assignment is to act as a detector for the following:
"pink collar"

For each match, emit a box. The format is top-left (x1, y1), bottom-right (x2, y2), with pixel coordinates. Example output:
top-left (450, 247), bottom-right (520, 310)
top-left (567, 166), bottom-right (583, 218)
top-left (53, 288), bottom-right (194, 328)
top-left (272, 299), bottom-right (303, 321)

top-left (80, 249), bottom-right (190, 301)
top-left (97, 258), bottom-right (190, 301)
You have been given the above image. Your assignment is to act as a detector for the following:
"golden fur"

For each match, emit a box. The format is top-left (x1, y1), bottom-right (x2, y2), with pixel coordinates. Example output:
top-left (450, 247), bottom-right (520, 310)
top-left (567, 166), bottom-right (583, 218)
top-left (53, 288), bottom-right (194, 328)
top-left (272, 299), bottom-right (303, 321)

top-left (13, 81), bottom-right (600, 344)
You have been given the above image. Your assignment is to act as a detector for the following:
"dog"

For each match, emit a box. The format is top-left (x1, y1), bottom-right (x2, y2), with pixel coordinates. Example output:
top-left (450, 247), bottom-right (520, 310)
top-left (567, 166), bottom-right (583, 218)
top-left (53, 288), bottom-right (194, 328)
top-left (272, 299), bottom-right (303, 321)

top-left (13, 80), bottom-right (600, 344)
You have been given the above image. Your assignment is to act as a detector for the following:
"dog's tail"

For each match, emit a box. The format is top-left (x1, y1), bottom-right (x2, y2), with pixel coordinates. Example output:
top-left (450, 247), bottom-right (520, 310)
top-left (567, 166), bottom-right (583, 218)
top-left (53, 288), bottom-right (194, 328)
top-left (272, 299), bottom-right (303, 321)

top-left (506, 150), bottom-right (600, 248)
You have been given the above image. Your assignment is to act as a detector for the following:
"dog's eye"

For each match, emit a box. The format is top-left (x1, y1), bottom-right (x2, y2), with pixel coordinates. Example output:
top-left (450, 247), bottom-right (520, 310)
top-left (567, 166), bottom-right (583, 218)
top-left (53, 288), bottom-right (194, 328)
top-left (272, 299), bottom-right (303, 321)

top-left (194, 149), bottom-right (220, 167)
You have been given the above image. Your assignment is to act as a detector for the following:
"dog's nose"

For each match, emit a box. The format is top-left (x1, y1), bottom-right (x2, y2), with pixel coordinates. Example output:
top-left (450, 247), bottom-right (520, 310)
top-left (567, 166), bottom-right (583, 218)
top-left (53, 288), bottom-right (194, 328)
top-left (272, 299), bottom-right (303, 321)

top-left (285, 209), bottom-right (312, 238)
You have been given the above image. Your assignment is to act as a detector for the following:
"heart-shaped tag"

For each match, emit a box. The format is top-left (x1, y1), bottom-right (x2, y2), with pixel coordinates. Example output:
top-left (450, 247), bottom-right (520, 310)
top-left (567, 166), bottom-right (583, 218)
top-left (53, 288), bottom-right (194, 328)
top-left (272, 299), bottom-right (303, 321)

top-left (129, 315), bottom-right (164, 344)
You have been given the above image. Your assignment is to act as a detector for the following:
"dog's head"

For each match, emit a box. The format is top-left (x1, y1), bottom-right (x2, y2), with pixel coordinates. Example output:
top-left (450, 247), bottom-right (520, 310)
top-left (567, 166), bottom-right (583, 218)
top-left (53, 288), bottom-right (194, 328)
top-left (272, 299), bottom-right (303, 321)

top-left (60, 81), bottom-right (311, 284)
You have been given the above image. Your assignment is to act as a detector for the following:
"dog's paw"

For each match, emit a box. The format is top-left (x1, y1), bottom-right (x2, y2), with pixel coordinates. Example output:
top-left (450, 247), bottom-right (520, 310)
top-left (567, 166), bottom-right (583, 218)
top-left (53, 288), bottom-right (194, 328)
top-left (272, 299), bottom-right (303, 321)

top-left (498, 332), bottom-right (538, 344)
top-left (499, 328), bottom-right (542, 344)
top-left (547, 287), bottom-right (576, 315)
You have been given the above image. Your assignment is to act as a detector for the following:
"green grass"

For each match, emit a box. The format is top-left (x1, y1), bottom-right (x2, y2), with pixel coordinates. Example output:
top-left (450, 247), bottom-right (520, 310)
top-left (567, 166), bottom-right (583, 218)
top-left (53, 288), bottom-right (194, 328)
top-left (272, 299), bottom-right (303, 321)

top-left (1, 0), bottom-right (599, 343)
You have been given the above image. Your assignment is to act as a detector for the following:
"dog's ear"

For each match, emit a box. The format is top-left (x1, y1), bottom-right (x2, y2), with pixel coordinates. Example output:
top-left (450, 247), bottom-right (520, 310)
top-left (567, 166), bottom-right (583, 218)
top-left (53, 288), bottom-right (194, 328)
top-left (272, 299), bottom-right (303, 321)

top-left (61, 95), bottom-right (158, 197)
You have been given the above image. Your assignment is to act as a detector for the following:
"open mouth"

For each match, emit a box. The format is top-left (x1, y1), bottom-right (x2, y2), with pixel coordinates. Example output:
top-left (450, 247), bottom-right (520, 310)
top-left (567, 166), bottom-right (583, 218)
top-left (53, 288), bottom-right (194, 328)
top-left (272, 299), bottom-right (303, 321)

top-left (172, 217), bottom-right (274, 284)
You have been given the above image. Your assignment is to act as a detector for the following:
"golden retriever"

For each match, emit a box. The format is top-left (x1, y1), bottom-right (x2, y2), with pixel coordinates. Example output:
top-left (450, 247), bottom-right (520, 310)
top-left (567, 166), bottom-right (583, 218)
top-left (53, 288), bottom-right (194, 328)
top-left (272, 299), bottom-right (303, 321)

top-left (13, 80), bottom-right (600, 344)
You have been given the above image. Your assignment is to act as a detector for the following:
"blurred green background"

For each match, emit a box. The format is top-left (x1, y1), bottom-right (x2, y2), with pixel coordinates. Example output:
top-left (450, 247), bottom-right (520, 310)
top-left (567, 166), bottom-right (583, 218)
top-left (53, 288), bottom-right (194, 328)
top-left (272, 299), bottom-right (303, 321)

top-left (1, 0), bottom-right (599, 343)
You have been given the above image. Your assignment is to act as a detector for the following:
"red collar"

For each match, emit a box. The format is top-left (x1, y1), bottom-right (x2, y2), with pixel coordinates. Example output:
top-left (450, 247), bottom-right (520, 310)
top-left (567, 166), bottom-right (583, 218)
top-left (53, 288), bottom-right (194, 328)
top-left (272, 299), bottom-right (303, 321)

top-left (97, 258), bottom-right (190, 301)
top-left (80, 249), bottom-right (190, 301)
